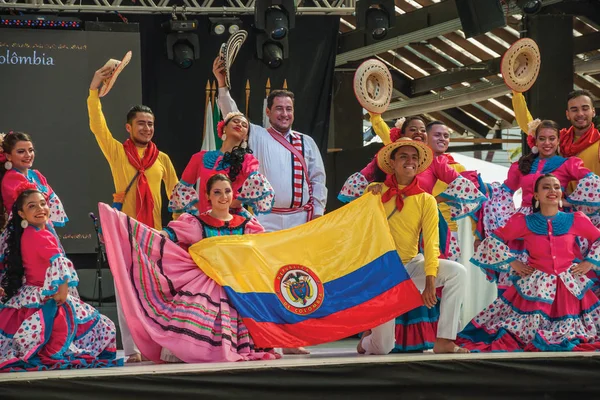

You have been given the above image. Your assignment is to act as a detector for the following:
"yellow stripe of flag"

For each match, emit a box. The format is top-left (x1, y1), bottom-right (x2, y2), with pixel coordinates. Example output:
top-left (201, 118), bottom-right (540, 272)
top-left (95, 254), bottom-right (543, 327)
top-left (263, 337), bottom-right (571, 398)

top-left (189, 193), bottom-right (396, 294)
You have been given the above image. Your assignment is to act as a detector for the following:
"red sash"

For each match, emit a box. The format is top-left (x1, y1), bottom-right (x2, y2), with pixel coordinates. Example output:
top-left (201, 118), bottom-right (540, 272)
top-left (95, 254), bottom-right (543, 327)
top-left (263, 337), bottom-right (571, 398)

top-left (267, 127), bottom-right (314, 221)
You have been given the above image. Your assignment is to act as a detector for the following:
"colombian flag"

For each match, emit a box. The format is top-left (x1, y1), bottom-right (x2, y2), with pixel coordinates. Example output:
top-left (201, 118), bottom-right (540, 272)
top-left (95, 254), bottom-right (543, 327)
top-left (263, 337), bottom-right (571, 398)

top-left (189, 193), bottom-right (423, 348)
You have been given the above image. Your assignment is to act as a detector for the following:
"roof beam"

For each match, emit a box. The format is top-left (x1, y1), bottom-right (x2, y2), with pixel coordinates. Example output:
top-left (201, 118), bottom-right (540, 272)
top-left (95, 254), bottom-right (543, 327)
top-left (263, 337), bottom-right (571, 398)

top-left (411, 59), bottom-right (500, 94)
top-left (410, 31), bottom-right (600, 94)
top-left (381, 79), bottom-right (511, 120)
top-left (442, 108), bottom-right (490, 137)
top-left (336, 0), bottom-right (461, 66)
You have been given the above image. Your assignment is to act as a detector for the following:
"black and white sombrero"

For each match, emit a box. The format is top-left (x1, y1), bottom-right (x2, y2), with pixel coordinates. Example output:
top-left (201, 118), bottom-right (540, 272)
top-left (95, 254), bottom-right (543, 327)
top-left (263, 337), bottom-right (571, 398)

top-left (219, 30), bottom-right (248, 89)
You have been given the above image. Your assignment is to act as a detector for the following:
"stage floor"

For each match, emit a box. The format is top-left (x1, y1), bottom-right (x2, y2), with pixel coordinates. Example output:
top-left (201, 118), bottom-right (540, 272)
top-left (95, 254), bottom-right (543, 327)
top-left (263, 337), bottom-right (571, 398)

top-left (3, 340), bottom-right (600, 399)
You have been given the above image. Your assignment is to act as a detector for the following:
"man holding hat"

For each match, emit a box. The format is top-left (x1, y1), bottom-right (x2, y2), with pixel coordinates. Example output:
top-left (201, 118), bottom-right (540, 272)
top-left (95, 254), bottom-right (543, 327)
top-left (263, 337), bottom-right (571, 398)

top-left (87, 59), bottom-right (179, 363)
top-left (358, 138), bottom-right (469, 355)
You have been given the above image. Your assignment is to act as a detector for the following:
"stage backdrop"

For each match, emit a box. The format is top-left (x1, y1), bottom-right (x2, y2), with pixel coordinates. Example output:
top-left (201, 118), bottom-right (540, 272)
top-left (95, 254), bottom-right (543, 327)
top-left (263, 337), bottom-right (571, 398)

top-left (0, 15), bottom-right (338, 255)
top-left (131, 14), bottom-right (339, 224)
top-left (0, 27), bottom-right (142, 253)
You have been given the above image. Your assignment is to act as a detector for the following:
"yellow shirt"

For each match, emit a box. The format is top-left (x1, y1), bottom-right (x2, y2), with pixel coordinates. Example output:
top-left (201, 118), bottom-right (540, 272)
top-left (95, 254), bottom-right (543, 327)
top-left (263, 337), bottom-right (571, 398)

top-left (370, 113), bottom-right (392, 145)
top-left (376, 184), bottom-right (440, 277)
top-left (512, 91), bottom-right (533, 134)
top-left (87, 89), bottom-right (178, 229)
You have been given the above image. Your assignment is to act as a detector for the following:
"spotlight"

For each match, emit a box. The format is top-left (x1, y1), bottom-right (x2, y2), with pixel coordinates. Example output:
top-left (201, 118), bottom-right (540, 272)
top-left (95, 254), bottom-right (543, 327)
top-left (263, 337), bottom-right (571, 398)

top-left (214, 24), bottom-right (226, 35)
top-left (209, 17), bottom-right (242, 36)
top-left (517, 0), bottom-right (542, 14)
top-left (255, 0), bottom-right (295, 68)
top-left (163, 19), bottom-right (200, 69)
top-left (266, 8), bottom-right (288, 39)
top-left (366, 8), bottom-right (388, 39)
top-left (262, 42), bottom-right (283, 68)
top-left (356, 0), bottom-right (395, 44)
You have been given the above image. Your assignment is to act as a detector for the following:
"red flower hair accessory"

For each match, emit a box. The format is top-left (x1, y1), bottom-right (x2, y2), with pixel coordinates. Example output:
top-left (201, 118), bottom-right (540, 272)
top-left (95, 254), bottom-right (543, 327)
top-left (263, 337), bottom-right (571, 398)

top-left (389, 117), bottom-right (406, 142)
top-left (217, 112), bottom-right (246, 139)
top-left (527, 119), bottom-right (542, 153)
top-left (217, 120), bottom-right (227, 139)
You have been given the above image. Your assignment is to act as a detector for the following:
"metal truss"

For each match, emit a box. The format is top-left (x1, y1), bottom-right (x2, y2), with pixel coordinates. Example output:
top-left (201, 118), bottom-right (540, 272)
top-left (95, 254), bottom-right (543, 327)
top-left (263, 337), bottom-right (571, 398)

top-left (0, 0), bottom-right (356, 15)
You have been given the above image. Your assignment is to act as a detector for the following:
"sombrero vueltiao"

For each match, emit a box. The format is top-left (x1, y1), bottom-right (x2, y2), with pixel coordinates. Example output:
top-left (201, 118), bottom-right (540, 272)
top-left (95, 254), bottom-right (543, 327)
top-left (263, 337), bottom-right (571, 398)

top-left (377, 138), bottom-right (433, 175)
top-left (353, 59), bottom-right (393, 114)
top-left (501, 38), bottom-right (541, 93)
top-left (99, 51), bottom-right (132, 97)
top-left (219, 30), bottom-right (248, 89)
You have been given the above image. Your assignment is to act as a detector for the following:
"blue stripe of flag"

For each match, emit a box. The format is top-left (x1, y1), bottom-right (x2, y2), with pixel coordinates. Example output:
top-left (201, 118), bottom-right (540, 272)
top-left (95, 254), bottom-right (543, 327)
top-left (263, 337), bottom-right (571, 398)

top-left (223, 250), bottom-right (410, 324)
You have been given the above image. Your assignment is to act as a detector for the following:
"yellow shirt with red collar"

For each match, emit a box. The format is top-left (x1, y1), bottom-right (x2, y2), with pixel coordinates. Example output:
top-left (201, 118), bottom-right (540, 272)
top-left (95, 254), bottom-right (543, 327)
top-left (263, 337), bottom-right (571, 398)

top-left (87, 89), bottom-right (179, 229)
top-left (371, 183), bottom-right (441, 277)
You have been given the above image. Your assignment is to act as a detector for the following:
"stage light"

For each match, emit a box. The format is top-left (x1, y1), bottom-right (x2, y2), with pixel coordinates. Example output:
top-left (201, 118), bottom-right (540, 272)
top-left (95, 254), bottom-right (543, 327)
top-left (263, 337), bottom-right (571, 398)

top-left (163, 19), bottom-right (200, 69)
top-left (254, 0), bottom-right (295, 68)
top-left (213, 23), bottom-right (226, 35)
top-left (262, 42), bottom-right (283, 69)
top-left (210, 17), bottom-right (243, 36)
top-left (356, 0), bottom-right (395, 44)
top-left (517, 0), bottom-right (542, 14)
top-left (366, 8), bottom-right (388, 39)
top-left (0, 15), bottom-right (82, 30)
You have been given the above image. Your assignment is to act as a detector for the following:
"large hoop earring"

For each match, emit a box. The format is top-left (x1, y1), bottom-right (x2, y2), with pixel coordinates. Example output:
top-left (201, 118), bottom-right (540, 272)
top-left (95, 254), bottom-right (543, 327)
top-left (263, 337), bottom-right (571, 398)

top-left (221, 133), bottom-right (227, 141)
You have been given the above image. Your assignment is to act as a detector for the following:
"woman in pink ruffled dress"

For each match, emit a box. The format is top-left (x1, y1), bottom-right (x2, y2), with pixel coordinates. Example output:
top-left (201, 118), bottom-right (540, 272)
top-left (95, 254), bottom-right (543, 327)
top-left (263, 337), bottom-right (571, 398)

top-left (100, 174), bottom-right (279, 363)
top-left (0, 132), bottom-right (68, 227)
top-left (477, 120), bottom-right (600, 296)
top-left (0, 184), bottom-right (119, 372)
top-left (169, 112), bottom-right (274, 217)
top-left (459, 174), bottom-right (600, 352)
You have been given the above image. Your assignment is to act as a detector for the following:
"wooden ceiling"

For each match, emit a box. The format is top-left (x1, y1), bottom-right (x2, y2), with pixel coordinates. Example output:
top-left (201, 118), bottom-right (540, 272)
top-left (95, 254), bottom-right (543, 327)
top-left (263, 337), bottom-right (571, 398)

top-left (338, 0), bottom-right (600, 136)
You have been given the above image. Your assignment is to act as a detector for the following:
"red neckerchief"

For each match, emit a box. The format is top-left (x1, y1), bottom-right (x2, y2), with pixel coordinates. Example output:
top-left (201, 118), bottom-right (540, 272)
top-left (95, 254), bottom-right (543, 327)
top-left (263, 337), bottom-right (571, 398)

top-left (381, 174), bottom-right (425, 212)
top-left (123, 139), bottom-right (160, 228)
top-left (559, 124), bottom-right (600, 157)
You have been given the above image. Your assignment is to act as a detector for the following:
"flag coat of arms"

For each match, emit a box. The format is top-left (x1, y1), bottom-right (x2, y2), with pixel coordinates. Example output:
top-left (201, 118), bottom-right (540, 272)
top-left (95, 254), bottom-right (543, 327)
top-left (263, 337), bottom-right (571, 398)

top-left (189, 193), bottom-right (423, 347)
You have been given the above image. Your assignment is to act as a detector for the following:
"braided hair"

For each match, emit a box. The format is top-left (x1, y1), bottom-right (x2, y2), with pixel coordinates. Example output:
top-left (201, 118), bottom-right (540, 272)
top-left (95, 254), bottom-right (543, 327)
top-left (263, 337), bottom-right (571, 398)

top-left (219, 114), bottom-right (253, 183)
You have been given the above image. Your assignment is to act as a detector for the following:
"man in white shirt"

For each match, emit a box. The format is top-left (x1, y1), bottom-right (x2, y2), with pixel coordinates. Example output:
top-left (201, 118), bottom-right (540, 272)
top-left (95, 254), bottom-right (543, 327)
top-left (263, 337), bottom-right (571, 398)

top-left (213, 57), bottom-right (327, 233)
top-left (213, 57), bottom-right (328, 355)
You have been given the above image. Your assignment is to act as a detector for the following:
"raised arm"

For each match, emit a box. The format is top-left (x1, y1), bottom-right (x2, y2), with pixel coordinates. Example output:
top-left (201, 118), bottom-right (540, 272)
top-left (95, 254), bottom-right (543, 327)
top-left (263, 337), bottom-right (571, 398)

top-left (213, 56), bottom-right (240, 116)
top-left (512, 91), bottom-right (533, 134)
top-left (369, 112), bottom-right (392, 145)
top-left (88, 65), bottom-right (123, 163)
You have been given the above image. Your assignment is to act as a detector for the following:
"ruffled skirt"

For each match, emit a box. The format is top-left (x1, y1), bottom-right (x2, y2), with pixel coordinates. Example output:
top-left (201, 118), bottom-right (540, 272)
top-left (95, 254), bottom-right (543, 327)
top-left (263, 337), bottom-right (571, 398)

top-left (99, 204), bottom-right (278, 363)
top-left (0, 294), bottom-right (119, 372)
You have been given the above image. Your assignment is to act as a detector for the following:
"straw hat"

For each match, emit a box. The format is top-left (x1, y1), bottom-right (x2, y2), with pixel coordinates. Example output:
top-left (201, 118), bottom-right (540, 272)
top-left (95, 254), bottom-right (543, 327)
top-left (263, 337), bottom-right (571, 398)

top-left (376, 138), bottom-right (433, 175)
top-left (501, 38), bottom-right (541, 93)
top-left (219, 30), bottom-right (248, 89)
top-left (99, 51), bottom-right (132, 97)
top-left (353, 59), bottom-right (393, 114)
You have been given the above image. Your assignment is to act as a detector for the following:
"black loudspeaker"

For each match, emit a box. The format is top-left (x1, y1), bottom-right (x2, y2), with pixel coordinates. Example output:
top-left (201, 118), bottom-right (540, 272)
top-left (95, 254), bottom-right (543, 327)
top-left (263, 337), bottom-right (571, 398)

top-left (455, 0), bottom-right (506, 38)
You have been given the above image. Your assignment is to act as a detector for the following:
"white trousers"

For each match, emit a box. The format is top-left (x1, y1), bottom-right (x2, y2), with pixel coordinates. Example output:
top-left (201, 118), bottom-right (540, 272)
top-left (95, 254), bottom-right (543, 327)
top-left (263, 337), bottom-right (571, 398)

top-left (361, 255), bottom-right (467, 355)
top-left (115, 288), bottom-right (140, 356)
top-left (257, 211), bottom-right (309, 233)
